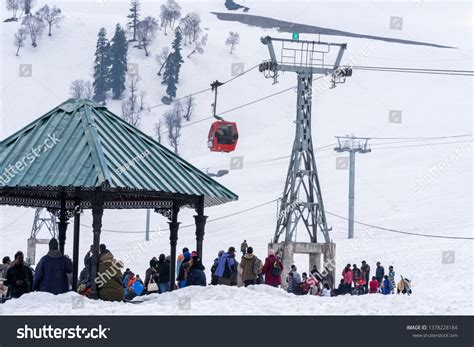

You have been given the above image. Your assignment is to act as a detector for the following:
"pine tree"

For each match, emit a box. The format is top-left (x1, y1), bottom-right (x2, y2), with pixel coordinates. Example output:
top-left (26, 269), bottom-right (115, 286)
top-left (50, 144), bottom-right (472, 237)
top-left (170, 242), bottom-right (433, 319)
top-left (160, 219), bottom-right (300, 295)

top-left (171, 30), bottom-right (183, 83)
top-left (109, 24), bottom-right (128, 99)
top-left (93, 28), bottom-right (111, 104)
top-left (127, 0), bottom-right (140, 42)
top-left (161, 30), bottom-right (183, 99)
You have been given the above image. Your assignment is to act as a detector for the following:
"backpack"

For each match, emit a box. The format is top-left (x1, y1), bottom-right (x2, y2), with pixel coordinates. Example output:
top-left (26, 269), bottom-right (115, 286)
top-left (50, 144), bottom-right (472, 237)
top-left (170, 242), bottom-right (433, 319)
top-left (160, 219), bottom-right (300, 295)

top-left (222, 256), bottom-right (234, 278)
top-left (271, 261), bottom-right (282, 276)
top-left (252, 258), bottom-right (261, 276)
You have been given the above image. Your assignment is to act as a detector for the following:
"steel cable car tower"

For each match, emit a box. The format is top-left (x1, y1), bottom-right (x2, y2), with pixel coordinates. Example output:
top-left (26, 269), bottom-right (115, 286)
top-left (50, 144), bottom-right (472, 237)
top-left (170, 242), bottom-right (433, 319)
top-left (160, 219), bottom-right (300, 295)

top-left (259, 35), bottom-right (351, 285)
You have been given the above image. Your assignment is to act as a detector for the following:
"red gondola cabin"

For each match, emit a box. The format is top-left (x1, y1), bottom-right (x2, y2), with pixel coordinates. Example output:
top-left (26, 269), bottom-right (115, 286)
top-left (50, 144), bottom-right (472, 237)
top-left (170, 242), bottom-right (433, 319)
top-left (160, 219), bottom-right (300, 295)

top-left (208, 120), bottom-right (238, 152)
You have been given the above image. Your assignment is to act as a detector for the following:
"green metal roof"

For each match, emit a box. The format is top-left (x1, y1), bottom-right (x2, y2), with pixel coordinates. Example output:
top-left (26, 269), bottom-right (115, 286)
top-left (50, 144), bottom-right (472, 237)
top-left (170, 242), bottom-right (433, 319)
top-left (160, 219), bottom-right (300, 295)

top-left (0, 99), bottom-right (238, 207)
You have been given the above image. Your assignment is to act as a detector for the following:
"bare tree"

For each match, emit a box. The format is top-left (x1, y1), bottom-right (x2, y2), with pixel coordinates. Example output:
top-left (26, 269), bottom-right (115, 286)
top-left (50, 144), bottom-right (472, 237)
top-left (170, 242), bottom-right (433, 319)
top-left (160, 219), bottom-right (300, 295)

top-left (70, 80), bottom-right (85, 98)
top-left (181, 12), bottom-right (200, 43)
top-left (121, 73), bottom-right (145, 127)
top-left (167, 0), bottom-right (181, 29)
top-left (83, 80), bottom-right (93, 99)
top-left (6, 0), bottom-right (20, 19)
top-left (187, 33), bottom-right (207, 58)
top-left (14, 26), bottom-right (27, 56)
top-left (154, 121), bottom-right (162, 143)
top-left (182, 95), bottom-right (195, 121)
top-left (160, 0), bottom-right (181, 34)
top-left (69, 79), bottom-right (94, 98)
top-left (22, 13), bottom-right (44, 47)
top-left (37, 4), bottom-right (63, 36)
top-left (164, 106), bottom-right (182, 154)
top-left (136, 16), bottom-right (158, 56)
top-left (225, 31), bottom-right (240, 54)
top-left (159, 3), bottom-right (170, 34)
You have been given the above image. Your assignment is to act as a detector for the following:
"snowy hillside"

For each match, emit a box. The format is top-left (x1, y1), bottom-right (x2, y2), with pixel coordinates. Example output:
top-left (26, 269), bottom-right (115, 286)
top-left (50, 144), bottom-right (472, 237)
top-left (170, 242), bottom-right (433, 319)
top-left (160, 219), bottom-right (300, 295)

top-left (1, 0), bottom-right (472, 315)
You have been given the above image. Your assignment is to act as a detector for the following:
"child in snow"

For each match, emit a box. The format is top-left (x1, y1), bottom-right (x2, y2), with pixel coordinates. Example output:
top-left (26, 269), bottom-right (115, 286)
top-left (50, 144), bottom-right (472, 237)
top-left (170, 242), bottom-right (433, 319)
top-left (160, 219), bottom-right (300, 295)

top-left (369, 276), bottom-right (379, 294)
top-left (354, 276), bottom-right (366, 295)
top-left (381, 275), bottom-right (393, 295)
top-left (320, 283), bottom-right (332, 297)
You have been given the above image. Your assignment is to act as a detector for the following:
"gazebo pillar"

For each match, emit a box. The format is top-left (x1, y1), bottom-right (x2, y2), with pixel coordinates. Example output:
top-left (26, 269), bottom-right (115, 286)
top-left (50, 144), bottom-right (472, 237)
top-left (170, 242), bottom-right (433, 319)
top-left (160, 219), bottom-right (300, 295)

top-left (90, 193), bottom-right (104, 299)
top-left (72, 199), bottom-right (81, 291)
top-left (194, 196), bottom-right (207, 258)
top-left (57, 194), bottom-right (69, 255)
top-left (168, 202), bottom-right (180, 291)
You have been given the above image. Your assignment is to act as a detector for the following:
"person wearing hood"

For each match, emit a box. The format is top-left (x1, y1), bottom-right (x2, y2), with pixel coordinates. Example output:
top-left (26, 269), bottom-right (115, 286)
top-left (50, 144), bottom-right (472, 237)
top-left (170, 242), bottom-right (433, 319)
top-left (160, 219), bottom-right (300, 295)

top-left (97, 251), bottom-right (124, 302)
top-left (176, 247), bottom-right (189, 277)
top-left (262, 249), bottom-right (283, 287)
top-left (186, 252), bottom-right (206, 286)
top-left (33, 239), bottom-right (73, 295)
top-left (211, 250), bottom-right (224, 285)
top-left (215, 247), bottom-right (236, 285)
top-left (177, 250), bottom-right (191, 288)
top-left (240, 247), bottom-right (258, 287)
top-left (4, 251), bottom-right (33, 298)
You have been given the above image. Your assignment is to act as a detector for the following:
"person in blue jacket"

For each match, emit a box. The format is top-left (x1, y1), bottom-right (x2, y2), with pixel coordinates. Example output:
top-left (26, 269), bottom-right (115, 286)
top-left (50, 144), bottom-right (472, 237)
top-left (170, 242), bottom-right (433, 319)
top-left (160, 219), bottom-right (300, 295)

top-left (381, 275), bottom-right (393, 295)
top-left (214, 247), bottom-right (236, 285)
top-left (186, 252), bottom-right (206, 287)
top-left (33, 239), bottom-right (73, 295)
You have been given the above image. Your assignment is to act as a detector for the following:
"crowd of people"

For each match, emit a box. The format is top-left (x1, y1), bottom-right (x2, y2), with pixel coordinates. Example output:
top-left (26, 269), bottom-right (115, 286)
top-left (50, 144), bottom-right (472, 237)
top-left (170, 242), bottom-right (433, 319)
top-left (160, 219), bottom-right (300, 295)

top-left (0, 238), bottom-right (412, 303)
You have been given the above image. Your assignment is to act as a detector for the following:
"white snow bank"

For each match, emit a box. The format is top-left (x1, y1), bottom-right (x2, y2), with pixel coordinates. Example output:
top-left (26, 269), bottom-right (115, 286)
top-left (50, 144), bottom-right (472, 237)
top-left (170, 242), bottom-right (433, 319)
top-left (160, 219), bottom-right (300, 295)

top-left (0, 284), bottom-right (469, 316)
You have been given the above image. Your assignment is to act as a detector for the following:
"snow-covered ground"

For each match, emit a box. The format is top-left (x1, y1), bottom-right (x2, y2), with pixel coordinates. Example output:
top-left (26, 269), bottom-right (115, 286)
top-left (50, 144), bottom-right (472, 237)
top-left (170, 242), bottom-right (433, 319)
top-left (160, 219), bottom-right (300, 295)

top-left (1, 0), bottom-right (473, 315)
top-left (1, 283), bottom-right (468, 315)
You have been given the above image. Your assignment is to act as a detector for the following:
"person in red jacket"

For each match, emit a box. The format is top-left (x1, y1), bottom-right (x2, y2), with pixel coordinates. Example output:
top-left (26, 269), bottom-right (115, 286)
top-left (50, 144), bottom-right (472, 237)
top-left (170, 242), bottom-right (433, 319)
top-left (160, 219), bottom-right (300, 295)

top-left (342, 264), bottom-right (353, 294)
top-left (262, 249), bottom-right (283, 287)
top-left (369, 276), bottom-right (379, 294)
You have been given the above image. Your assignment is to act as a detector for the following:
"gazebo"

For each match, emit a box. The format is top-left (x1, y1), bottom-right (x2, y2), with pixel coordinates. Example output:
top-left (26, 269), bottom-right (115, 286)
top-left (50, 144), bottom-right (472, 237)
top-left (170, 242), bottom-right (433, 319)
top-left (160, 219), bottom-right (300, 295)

top-left (0, 98), bottom-right (238, 297)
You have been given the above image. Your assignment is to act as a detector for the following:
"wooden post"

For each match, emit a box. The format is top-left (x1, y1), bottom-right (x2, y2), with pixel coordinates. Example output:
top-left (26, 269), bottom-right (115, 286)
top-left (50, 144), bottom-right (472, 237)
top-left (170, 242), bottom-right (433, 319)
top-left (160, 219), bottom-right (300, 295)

top-left (72, 200), bottom-right (81, 291)
top-left (90, 193), bottom-right (104, 299)
top-left (168, 202), bottom-right (180, 291)
top-left (194, 196), bottom-right (207, 258)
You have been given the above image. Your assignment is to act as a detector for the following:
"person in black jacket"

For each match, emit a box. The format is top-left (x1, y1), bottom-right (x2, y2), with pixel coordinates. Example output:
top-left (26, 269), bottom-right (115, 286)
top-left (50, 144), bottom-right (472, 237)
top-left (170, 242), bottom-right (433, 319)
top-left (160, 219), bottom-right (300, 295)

top-left (4, 251), bottom-right (33, 298)
top-left (375, 262), bottom-right (385, 287)
top-left (33, 239), bottom-right (73, 295)
top-left (144, 258), bottom-right (159, 294)
top-left (186, 253), bottom-right (206, 287)
top-left (0, 256), bottom-right (11, 279)
top-left (335, 279), bottom-right (346, 296)
top-left (156, 254), bottom-right (170, 293)
top-left (361, 260), bottom-right (370, 294)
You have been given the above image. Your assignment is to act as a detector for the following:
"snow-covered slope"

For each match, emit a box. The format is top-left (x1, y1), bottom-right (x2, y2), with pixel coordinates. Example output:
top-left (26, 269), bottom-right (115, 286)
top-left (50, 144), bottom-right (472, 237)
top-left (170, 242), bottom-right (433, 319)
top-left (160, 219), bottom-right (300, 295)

top-left (1, 0), bottom-right (472, 315)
